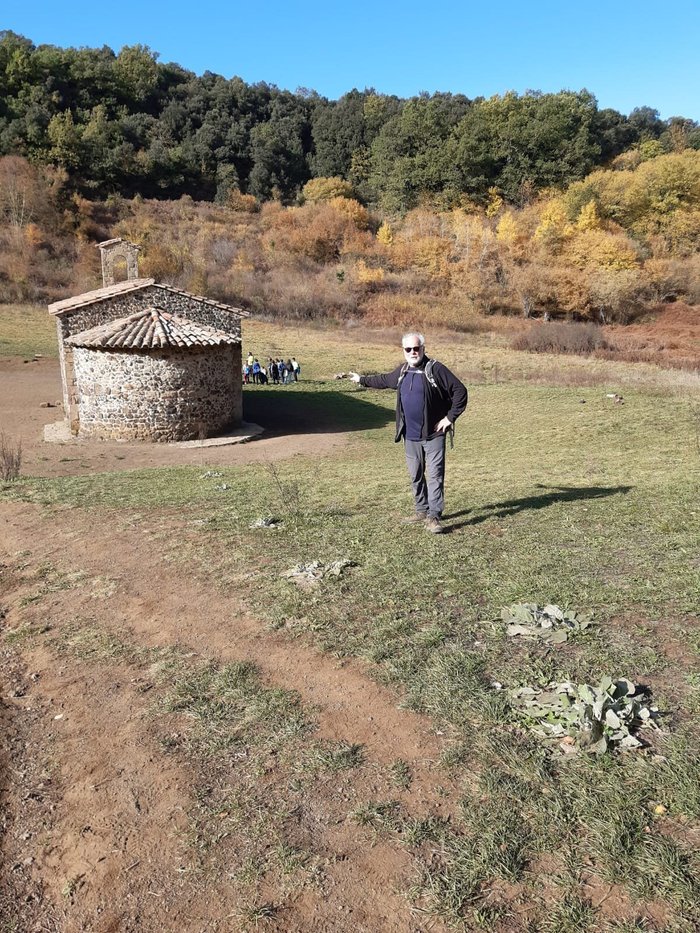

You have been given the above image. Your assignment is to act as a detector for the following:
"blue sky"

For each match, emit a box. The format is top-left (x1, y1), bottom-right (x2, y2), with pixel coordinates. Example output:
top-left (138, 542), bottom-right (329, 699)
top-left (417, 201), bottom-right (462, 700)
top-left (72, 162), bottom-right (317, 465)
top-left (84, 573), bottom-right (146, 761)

top-left (5, 0), bottom-right (700, 120)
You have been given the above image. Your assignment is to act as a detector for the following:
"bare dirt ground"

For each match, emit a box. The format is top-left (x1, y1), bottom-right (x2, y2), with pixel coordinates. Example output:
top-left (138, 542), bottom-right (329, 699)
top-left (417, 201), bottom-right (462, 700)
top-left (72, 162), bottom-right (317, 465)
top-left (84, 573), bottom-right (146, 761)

top-left (0, 357), bottom-right (456, 932)
top-left (1, 357), bottom-right (348, 479)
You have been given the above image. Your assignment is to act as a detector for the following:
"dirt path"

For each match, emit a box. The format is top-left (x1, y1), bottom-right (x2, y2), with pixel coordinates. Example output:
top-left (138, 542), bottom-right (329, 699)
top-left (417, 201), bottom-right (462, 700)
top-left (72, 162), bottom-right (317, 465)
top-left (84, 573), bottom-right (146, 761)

top-left (0, 354), bottom-right (458, 931)
top-left (1, 499), bottom-right (458, 932)
top-left (0, 358), bottom-right (347, 479)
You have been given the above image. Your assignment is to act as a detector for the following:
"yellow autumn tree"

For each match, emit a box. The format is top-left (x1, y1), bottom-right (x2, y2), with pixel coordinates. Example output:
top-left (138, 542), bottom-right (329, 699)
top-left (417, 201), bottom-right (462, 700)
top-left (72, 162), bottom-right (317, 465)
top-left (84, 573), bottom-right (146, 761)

top-left (533, 198), bottom-right (574, 253)
top-left (354, 259), bottom-right (385, 284)
top-left (653, 209), bottom-right (700, 256)
top-left (302, 176), bottom-right (355, 203)
top-left (624, 151), bottom-right (700, 244)
top-left (228, 189), bottom-right (259, 213)
top-left (376, 221), bottom-right (393, 246)
top-left (638, 139), bottom-right (665, 162)
top-left (575, 200), bottom-right (602, 231)
top-left (328, 196), bottom-right (370, 230)
top-left (564, 150), bottom-right (700, 251)
top-left (496, 212), bottom-right (518, 246)
top-left (393, 236), bottom-right (451, 278)
top-left (565, 229), bottom-right (639, 271)
top-left (485, 187), bottom-right (504, 218)
top-left (587, 267), bottom-right (642, 323)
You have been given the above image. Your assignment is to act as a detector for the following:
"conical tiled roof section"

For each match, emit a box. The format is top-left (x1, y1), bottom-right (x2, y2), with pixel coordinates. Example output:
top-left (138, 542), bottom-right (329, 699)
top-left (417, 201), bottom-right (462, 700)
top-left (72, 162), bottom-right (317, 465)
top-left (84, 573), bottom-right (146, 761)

top-left (66, 307), bottom-right (241, 350)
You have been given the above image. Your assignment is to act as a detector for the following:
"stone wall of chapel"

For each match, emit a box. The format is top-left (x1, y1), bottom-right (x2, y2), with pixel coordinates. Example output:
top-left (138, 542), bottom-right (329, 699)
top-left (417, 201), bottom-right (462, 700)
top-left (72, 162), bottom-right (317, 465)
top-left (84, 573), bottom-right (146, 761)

top-left (73, 344), bottom-right (242, 442)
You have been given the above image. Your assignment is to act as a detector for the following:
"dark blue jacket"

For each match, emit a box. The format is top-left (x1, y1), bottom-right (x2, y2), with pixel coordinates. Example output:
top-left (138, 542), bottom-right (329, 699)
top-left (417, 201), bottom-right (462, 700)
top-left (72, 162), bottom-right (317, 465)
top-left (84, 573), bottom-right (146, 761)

top-left (360, 356), bottom-right (468, 442)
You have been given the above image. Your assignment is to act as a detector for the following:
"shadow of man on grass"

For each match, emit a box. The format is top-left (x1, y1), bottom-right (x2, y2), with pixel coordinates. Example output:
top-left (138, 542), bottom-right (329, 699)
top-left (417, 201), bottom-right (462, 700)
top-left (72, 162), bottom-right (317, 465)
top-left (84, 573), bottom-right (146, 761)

top-left (444, 484), bottom-right (633, 532)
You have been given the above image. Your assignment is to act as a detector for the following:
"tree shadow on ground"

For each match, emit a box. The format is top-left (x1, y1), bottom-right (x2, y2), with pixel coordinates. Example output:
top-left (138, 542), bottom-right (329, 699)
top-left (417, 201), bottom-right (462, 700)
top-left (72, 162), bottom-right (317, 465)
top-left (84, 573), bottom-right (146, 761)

top-left (444, 484), bottom-right (633, 532)
top-left (243, 385), bottom-right (393, 436)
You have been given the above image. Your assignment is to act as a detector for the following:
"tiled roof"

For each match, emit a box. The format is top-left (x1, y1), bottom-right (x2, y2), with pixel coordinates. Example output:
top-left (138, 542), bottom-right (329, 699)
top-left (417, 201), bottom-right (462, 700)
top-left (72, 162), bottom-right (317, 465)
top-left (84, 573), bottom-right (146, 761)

top-left (49, 279), bottom-right (248, 317)
top-left (49, 279), bottom-right (156, 315)
top-left (66, 308), bottom-right (242, 350)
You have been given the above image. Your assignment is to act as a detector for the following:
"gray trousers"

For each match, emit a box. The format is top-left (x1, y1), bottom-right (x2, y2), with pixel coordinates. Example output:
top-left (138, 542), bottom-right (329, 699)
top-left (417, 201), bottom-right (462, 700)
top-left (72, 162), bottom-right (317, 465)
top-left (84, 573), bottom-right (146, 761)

top-left (404, 434), bottom-right (446, 518)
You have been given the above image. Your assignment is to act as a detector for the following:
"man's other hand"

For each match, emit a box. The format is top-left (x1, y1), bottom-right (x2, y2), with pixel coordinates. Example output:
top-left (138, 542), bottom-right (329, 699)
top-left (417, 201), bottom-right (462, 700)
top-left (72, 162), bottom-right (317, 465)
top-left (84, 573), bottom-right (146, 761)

top-left (434, 417), bottom-right (452, 434)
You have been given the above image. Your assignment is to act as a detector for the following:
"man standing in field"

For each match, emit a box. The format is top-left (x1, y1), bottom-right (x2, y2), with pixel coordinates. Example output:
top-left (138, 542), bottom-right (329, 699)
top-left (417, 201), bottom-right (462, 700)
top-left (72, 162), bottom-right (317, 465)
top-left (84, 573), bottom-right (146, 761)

top-left (349, 332), bottom-right (468, 534)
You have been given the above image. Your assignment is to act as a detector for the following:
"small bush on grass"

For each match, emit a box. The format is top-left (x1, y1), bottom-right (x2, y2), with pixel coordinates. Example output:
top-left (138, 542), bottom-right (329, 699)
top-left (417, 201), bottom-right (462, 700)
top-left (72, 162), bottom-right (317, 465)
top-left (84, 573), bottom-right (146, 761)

top-left (512, 322), bottom-right (614, 355)
top-left (0, 432), bottom-right (22, 481)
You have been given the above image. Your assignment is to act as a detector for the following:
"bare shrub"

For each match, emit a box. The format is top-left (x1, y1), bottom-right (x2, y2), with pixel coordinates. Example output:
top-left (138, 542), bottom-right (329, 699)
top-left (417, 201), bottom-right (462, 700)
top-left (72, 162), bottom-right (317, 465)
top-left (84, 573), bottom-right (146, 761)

top-left (255, 266), bottom-right (358, 320)
top-left (261, 204), bottom-right (347, 263)
top-left (603, 348), bottom-right (699, 371)
top-left (361, 292), bottom-right (435, 328)
top-left (645, 256), bottom-right (700, 305)
top-left (512, 322), bottom-right (614, 356)
top-left (210, 237), bottom-right (238, 267)
top-left (400, 208), bottom-right (448, 239)
top-left (227, 190), bottom-right (259, 213)
top-left (139, 242), bottom-right (185, 283)
top-left (0, 432), bottom-right (22, 482)
top-left (338, 226), bottom-right (377, 261)
top-left (0, 156), bottom-right (44, 230)
top-left (0, 156), bottom-right (79, 301)
top-left (361, 291), bottom-right (492, 334)
top-left (69, 239), bottom-right (103, 294)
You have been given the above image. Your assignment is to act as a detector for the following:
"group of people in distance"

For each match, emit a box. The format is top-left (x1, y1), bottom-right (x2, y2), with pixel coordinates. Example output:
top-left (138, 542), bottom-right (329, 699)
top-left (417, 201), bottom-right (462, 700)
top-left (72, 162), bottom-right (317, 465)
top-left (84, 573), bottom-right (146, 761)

top-left (243, 353), bottom-right (300, 386)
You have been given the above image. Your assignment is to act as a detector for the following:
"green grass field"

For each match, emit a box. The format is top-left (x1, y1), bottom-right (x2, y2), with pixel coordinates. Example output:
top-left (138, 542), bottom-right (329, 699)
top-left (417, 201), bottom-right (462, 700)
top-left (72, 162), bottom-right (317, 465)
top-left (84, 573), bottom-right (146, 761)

top-left (0, 304), bottom-right (58, 358)
top-left (3, 307), bottom-right (700, 930)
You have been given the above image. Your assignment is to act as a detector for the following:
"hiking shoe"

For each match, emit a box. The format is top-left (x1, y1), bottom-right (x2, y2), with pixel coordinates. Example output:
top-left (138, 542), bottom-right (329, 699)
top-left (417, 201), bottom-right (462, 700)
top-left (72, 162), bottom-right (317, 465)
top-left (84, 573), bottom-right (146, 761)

top-left (425, 516), bottom-right (444, 534)
top-left (402, 512), bottom-right (427, 525)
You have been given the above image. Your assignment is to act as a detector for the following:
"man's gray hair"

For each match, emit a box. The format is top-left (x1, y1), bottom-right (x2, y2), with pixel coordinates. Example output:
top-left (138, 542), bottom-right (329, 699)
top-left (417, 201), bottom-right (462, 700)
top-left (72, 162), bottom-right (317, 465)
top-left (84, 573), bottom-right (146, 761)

top-left (402, 331), bottom-right (425, 346)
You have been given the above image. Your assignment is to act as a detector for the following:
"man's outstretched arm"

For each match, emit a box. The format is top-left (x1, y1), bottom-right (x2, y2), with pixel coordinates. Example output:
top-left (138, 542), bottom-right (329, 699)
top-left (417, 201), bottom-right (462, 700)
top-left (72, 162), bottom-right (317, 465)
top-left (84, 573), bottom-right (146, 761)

top-left (348, 365), bottom-right (403, 390)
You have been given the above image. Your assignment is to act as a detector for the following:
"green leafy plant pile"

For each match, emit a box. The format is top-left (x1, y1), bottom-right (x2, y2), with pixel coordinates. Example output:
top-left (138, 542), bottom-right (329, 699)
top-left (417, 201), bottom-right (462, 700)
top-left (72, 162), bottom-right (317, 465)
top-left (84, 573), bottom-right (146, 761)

top-left (510, 676), bottom-right (660, 755)
top-left (503, 603), bottom-right (594, 644)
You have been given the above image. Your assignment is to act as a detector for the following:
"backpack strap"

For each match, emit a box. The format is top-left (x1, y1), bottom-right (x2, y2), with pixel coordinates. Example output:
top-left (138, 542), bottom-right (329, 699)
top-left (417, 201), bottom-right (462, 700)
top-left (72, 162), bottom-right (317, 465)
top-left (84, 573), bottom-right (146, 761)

top-left (396, 362), bottom-right (410, 387)
top-left (399, 359), bottom-right (437, 388)
top-left (424, 359), bottom-right (438, 389)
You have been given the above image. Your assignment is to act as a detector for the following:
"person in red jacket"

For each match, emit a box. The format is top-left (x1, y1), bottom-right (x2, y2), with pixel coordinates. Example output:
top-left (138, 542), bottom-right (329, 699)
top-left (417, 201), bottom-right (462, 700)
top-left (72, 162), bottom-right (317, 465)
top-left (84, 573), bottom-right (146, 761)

top-left (349, 331), bottom-right (468, 534)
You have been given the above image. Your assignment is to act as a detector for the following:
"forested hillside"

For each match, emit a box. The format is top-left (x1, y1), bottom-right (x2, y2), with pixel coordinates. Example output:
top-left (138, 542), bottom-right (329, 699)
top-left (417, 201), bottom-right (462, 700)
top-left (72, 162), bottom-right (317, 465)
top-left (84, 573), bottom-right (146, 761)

top-left (1, 31), bottom-right (699, 343)
top-left (1, 31), bottom-right (698, 208)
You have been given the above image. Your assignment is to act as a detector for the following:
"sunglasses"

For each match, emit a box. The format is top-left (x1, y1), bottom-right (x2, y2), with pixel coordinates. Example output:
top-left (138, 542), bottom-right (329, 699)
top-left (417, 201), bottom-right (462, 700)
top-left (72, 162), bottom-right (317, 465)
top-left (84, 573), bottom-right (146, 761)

top-left (402, 345), bottom-right (422, 353)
